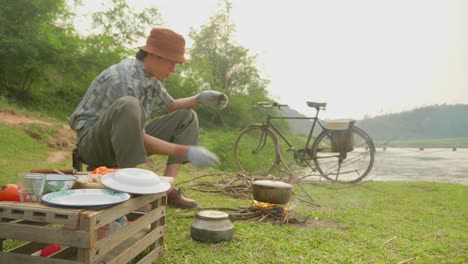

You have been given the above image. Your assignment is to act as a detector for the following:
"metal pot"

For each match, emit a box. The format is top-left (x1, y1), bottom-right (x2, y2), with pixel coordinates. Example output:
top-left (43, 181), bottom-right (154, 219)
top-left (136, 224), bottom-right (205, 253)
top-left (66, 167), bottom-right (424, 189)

top-left (190, 210), bottom-right (234, 243)
top-left (252, 180), bottom-right (293, 204)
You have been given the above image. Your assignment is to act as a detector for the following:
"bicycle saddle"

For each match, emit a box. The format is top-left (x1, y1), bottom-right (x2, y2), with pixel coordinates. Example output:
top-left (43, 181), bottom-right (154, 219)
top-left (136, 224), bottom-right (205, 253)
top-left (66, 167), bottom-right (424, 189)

top-left (306, 101), bottom-right (327, 109)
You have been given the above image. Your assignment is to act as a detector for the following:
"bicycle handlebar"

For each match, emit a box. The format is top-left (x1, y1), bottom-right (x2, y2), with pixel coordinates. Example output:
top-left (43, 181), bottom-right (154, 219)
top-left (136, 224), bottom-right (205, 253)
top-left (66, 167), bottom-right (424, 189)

top-left (255, 102), bottom-right (289, 109)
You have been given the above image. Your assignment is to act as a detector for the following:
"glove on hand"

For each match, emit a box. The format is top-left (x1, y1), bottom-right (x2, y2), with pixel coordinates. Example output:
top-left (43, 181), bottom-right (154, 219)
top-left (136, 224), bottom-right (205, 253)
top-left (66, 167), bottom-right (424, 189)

top-left (186, 146), bottom-right (219, 168)
top-left (196, 90), bottom-right (229, 110)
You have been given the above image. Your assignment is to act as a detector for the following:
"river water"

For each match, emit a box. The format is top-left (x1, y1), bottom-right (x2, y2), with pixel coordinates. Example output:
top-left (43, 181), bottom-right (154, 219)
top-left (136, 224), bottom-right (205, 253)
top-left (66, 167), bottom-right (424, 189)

top-left (365, 147), bottom-right (468, 185)
top-left (300, 148), bottom-right (468, 185)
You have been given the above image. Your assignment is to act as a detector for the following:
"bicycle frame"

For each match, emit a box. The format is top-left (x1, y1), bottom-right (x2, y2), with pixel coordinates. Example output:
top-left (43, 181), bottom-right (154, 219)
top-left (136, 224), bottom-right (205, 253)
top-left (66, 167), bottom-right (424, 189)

top-left (261, 107), bottom-right (326, 153)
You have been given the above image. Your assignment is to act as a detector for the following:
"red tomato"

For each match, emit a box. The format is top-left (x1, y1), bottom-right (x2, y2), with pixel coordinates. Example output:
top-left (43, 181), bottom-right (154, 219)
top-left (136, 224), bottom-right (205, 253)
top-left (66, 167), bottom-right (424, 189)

top-left (0, 184), bottom-right (20, 201)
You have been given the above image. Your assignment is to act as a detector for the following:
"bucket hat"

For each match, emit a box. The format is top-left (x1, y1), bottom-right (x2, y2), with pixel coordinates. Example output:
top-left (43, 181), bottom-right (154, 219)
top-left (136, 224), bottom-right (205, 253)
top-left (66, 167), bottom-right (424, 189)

top-left (139, 28), bottom-right (188, 63)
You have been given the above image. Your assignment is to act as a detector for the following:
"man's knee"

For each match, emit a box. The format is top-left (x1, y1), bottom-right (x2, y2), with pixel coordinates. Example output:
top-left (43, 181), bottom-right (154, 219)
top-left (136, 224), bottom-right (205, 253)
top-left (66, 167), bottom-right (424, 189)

top-left (112, 96), bottom-right (144, 119)
top-left (115, 96), bottom-right (141, 111)
top-left (174, 108), bottom-right (198, 125)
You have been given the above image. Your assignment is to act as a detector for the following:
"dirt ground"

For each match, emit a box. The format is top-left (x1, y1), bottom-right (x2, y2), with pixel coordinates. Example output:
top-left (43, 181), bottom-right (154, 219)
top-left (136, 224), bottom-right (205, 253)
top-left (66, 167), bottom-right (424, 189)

top-left (0, 108), bottom-right (75, 163)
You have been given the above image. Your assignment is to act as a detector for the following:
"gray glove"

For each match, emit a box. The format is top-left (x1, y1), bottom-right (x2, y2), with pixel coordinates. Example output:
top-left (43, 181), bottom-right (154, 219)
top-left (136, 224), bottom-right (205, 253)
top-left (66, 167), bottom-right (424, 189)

top-left (186, 146), bottom-right (219, 168)
top-left (196, 90), bottom-right (229, 110)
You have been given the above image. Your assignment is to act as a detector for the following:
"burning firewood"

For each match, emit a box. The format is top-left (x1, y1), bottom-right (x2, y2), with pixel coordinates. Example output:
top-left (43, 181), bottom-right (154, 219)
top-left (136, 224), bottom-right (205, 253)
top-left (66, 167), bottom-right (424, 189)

top-left (175, 200), bottom-right (308, 226)
top-left (178, 171), bottom-right (320, 208)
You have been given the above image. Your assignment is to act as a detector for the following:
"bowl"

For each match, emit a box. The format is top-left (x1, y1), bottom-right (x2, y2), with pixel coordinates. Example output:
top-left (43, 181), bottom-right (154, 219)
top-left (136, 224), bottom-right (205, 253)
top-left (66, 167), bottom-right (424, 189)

top-left (44, 174), bottom-right (78, 193)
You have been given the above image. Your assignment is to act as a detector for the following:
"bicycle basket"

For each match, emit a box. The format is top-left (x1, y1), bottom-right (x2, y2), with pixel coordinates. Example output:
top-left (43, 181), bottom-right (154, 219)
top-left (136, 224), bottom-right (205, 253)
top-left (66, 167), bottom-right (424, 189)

top-left (324, 120), bottom-right (355, 152)
top-left (330, 129), bottom-right (354, 152)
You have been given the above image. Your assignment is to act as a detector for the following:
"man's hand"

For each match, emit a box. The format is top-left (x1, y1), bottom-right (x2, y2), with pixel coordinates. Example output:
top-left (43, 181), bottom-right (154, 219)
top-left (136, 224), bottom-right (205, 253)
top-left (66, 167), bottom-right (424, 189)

top-left (196, 90), bottom-right (229, 110)
top-left (186, 146), bottom-right (219, 168)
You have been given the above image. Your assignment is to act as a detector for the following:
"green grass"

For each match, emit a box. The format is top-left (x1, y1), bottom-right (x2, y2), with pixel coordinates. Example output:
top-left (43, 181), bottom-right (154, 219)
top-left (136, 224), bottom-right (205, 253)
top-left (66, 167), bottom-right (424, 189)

top-left (0, 124), bottom-right (71, 186)
top-left (0, 124), bottom-right (50, 185)
top-left (161, 175), bottom-right (467, 263)
top-left (0, 113), bottom-right (467, 263)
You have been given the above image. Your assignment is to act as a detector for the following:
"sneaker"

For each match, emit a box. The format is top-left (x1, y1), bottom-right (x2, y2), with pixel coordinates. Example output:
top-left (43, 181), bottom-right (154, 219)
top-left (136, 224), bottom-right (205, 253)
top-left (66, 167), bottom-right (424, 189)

top-left (167, 188), bottom-right (198, 209)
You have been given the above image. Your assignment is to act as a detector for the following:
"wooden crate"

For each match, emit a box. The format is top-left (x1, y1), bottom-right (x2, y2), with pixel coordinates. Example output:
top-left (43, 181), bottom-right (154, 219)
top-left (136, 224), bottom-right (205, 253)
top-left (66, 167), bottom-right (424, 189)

top-left (0, 193), bottom-right (167, 264)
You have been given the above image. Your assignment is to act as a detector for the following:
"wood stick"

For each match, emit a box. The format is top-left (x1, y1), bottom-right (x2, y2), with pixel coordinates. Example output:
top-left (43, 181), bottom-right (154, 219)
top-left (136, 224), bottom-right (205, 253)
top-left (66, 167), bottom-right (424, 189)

top-left (397, 257), bottom-right (415, 264)
top-left (258, 214), bottom-right (269, 222)
top-left (382, 236), bottom-right (397, 246)
top-left (296, 197), bottom-right (321, 207)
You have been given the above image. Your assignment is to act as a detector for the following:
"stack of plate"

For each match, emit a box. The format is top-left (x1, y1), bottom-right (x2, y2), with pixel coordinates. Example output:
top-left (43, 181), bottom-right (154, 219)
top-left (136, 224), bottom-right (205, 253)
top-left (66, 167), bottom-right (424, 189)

top-left (100, 168), bottom-right (171, 194)
top-left (41, 168), bottom-right (170, 208)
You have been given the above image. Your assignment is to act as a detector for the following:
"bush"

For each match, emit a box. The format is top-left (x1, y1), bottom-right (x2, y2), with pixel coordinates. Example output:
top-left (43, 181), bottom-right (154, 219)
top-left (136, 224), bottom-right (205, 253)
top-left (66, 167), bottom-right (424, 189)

top-left (199, 128), bottom-right (238, 172)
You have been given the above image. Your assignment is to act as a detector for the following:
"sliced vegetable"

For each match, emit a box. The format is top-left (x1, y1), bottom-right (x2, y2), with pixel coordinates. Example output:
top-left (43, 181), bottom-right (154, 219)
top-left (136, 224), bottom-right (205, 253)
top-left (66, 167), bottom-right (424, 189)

top-left (91, 166), bottom-right (116, 175)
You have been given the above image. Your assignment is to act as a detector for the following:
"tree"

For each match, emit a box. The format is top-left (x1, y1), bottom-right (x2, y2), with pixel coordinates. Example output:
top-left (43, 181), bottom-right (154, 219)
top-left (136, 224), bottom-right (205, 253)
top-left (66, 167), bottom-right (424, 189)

top-left (90, 0), bottom-right (162, 50)
top-left (0, 0), bottom-right (69, 100)
top-left (0, 0), bottom-right (165, 118)
top-left (170, 0), bottom-right (271, 128)
top-left (189, 1), bottom-right (268, 96)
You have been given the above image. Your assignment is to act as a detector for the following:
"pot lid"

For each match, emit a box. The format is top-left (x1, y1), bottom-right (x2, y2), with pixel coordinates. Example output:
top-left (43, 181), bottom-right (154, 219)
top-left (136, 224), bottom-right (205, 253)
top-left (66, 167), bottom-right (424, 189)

top-left (252, 180), bottom-right (292, 189)
top-left (197, 210), bottom-right (229, 220)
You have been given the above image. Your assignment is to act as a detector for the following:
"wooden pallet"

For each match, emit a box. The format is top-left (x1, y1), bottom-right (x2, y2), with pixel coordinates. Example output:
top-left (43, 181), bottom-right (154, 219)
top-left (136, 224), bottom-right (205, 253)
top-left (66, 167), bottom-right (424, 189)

top-left (0, 193), bottom-right (167, 264)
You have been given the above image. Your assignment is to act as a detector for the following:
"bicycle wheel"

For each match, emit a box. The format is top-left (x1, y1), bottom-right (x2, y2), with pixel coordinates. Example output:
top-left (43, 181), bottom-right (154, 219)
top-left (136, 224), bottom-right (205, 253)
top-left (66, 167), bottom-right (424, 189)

top-left (234, 124), bottom-right (280, 175)
top-left (312, 126), bottom-right (375, 183)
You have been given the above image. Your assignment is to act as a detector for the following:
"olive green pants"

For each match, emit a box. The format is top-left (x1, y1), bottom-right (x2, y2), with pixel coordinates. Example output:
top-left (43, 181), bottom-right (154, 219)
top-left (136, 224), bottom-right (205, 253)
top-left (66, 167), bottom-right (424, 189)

top-left (77, 96), bottom-right (199, 168)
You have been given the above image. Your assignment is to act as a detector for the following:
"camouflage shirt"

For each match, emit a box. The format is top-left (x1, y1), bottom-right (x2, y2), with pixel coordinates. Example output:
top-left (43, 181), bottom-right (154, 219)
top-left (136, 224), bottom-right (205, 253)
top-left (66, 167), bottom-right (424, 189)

top-left (69, 57), bottom-right (174, 133)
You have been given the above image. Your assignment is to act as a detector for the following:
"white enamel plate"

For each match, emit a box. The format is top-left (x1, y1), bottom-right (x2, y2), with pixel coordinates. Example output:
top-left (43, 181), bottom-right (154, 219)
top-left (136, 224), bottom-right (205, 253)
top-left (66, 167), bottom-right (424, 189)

top-left (41, 189), bottom-right (131, 208)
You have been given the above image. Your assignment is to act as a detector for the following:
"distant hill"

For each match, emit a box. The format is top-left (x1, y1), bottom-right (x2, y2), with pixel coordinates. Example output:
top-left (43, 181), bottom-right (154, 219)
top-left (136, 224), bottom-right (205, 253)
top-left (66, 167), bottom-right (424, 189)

top-left (356, 104), bottom-right (468, 140)
top-left (283, 104), bottom-right (468, 141)
top-left (280, 107), bottom-right (316, 136)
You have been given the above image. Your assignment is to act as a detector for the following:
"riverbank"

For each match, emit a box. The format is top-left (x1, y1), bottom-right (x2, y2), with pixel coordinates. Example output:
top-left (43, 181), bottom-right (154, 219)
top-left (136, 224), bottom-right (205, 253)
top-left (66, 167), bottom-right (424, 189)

top-left (299, 147), bottom-right (468, 185)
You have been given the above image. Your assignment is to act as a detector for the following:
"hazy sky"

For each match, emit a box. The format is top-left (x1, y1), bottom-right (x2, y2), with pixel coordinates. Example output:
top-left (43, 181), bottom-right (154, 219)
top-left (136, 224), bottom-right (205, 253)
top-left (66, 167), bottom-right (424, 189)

top-left (76, 0), bottom-right (467, 119)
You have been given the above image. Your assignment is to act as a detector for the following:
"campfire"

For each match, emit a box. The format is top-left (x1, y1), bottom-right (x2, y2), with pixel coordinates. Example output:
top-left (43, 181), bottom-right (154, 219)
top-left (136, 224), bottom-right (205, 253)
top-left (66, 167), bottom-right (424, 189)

top-left (177, 198), bottom-right (312, 226)
top-left (230, 200), bottom-right (293, 224)
top-left (177, 172), bottom-right (320, 226)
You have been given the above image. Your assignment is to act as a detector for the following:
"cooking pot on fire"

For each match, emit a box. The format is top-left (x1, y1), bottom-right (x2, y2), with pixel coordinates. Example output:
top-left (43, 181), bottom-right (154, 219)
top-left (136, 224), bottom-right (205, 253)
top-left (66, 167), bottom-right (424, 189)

top-left (252, 180), bottom-right (293, 204)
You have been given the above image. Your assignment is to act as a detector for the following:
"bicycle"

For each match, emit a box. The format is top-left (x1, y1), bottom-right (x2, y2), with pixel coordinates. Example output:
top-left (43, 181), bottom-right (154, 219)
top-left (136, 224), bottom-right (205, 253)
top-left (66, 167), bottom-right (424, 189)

top-left (233, 101), bottom-right (376, 183)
